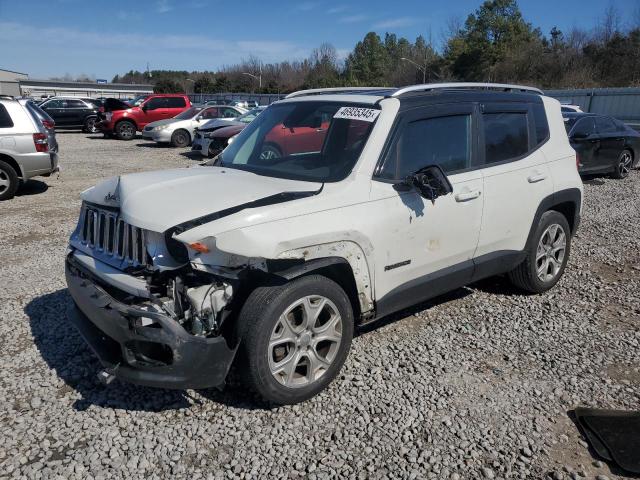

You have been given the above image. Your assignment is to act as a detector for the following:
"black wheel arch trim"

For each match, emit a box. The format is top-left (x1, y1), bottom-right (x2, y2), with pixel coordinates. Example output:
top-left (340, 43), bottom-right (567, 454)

top-left (524, 188), bottom-right (581, 252)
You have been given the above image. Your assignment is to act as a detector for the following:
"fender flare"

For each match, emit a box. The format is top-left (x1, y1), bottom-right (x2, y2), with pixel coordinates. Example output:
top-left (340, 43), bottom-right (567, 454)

top-left (274, 241), bottom-right (374, 315)
top-left (524, 187), bottom-right (582, 251)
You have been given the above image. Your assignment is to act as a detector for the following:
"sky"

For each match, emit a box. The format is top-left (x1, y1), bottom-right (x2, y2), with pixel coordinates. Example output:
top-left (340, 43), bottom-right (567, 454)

top-left (0, 0), bottom-right (638, 80)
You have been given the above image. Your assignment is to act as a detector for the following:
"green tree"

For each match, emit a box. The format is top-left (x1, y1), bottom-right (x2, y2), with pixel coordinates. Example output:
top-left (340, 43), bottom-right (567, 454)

top-left (444, 0), bottom-right (541, 81)
top-left (153, 79), bottom-right (183, 93)
top-left (193, 76), bottom-right (216, 93)
top-left (345, 32), bottom-right (391, 85)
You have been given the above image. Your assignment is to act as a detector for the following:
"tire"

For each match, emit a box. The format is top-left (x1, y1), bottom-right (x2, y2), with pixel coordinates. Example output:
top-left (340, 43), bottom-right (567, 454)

top-left (259, 143), bottom-right (282, 160)
top-left (611, 149), bottom-right (633, 179)
top-left (115, 120), bottom-right (136, 140)
top-left (170, 129), bottom-right (190, 148)
top-left (0, 159), bottom-right (19, 201)
top-left (83, 116), bottom-right (98, 133)
top-left (237, 275), bottom-right (354, 405)
top-left (508, 210), bottom-right (571, 294)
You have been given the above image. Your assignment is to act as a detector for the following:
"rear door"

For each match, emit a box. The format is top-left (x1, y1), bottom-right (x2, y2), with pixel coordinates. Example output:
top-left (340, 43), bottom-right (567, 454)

top-left (474, 101), bottom-right (553, 267)
top-left (594, 116), bottom-right (625, 170)
top-left (165, 97), bottom-right (187, 119)
top-left (65, 99), bottom-right (90, 126)
top-left (568, 117), bottom-right (598, 172)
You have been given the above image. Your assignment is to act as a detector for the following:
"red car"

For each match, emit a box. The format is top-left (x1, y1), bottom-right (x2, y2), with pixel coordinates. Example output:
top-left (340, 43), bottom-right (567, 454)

top-left (98, 94), bottom-right (191, 140)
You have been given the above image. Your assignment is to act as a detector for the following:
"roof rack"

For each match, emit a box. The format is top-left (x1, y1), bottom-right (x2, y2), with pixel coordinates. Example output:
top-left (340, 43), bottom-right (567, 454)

top-left (391, 82), bottom-right (543, 97)
top-left (285, 87), bottom-right (393, 99)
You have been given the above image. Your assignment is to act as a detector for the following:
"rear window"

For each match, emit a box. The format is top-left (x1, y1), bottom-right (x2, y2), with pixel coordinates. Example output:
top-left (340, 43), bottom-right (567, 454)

top-left (0, 104), bottom-right (14, 128)
top-left (595, 116), bottom-right (618, 134)
top-left (167, 97), bottom-right (186, 108)
top-left (483, 112), bottom-right (529, 164)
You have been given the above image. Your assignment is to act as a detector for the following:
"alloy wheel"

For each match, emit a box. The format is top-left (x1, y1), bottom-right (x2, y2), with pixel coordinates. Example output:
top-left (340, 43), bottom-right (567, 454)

top-left (618, 152), bottom-right (632, 178)
top-left (268, 295), bottom-right (342, 388)
top-left (536, 223), bottom-right (567, 282)
top-left (0, 170), bottom-right (8, 194)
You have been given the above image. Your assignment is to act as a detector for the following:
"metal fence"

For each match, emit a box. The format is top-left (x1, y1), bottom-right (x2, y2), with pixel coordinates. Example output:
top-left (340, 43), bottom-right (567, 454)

top-left (188, 92), bottom-right (284, 106)
top-left (545, 87), bottom-right (640, 129)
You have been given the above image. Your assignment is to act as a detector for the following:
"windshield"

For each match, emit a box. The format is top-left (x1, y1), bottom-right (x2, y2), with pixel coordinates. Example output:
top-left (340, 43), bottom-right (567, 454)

top-left (218, 101), bottom-right (379, 183)
top-left (175, 107), bottom-right (201, 120)
top-left (237, 107), bottom-right (265, 124)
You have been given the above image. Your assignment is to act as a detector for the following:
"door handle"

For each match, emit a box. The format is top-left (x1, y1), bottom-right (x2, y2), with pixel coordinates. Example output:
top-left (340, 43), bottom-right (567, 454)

top-left (455, 190), bottom-right (481, 202)
top-left (527, 173), bottom-right (547, 183)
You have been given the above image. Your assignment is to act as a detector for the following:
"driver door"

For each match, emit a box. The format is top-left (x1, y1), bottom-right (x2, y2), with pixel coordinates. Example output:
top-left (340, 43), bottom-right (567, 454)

top-left (369, 103), bottom-right (484, 316)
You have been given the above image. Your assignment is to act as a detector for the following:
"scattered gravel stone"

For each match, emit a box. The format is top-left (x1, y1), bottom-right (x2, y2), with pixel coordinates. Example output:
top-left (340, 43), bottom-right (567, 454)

top-left (1, 133), bottom-right (639, 479)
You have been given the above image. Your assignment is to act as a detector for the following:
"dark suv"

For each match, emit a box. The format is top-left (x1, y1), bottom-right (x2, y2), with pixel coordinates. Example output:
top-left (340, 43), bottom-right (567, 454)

top-left (39, 97), bottom-right (100, 133)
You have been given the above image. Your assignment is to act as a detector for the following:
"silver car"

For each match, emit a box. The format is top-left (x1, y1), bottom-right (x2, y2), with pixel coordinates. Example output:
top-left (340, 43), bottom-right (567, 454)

top-left (141, 105), bottom-right (247, 147)
top-left (0, 96), bottom-right (59, 200)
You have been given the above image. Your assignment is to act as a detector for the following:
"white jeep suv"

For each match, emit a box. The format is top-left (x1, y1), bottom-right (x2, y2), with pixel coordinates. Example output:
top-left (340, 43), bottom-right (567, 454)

top-left (65, 83), bottom-right (582, 404)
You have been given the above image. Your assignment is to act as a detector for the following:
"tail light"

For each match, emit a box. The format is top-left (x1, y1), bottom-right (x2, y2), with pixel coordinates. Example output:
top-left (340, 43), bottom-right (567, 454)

top-left (42, 119), bottom-right (55, 130)
top-left (33, 133), bottom-right (49, 153)
top-left (576, 153), bottom-right (581, 169)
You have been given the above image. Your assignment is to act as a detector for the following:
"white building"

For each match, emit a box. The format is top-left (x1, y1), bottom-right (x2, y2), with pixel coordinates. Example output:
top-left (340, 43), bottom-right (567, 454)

top-left (0, 68), bottom-right (29, 96)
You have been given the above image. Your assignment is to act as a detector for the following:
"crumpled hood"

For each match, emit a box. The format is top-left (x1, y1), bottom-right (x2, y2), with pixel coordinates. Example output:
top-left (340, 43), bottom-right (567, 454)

top-left (199, 118), bottom-right (240, 131)
top-left (81, 167), bottom-right (322, 232)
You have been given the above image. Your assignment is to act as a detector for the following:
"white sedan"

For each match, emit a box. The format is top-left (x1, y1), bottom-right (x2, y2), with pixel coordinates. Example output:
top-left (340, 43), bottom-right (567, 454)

top-left (142, 105), bottom-right (247, 147)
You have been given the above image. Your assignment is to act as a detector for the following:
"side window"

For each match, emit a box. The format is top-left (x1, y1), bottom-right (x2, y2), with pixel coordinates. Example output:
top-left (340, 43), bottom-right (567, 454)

top-left (166, 97), bottom-right (186, 108)
top-left (532, 103), bottom-right (549, 146)
top-left (0, 104), bottom-right (14, 128)
top-left (595, 116), bottom-right (617, 134)
top-left (202, 108), bottom-right (218, 118)
top-left (66, 99), bottom-right (86, 108)
top-left (571, 117), bottom-right (595, 137)
top-left (43, 99), bottom-right (63, 109)
top-left (483, 112), bottom-right (529, 164)
top-left (379, 114), bottom-right (471, 179)
top-left (222, 108), bottom-right (239, 118)
top-left (146, 97), bottom-right (167, 110)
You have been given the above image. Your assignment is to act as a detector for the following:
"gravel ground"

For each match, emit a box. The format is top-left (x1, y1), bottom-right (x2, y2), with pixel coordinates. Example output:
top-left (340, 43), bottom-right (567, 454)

top-left (0, 132), bottom-right (639, 480)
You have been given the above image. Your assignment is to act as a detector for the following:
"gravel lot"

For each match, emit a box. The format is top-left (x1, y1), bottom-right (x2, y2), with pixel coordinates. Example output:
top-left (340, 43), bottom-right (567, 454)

top-left (1, 131), bottom-right (639, 480)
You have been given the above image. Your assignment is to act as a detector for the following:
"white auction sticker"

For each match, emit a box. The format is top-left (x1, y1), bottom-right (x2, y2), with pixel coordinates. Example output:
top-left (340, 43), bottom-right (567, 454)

top-left (334, 107), bottom-right (380, 122)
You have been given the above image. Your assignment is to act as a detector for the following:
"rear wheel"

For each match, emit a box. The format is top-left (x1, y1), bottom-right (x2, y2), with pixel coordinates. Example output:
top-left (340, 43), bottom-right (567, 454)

top-left (83, 116), bottom-right (98, 133)
top-left (237, 275), bottom-right (354, 405)
top-left (259, 143), bottom-right (282, 160)
top-left (170, 129), bottom-right (190, 147)
top-left (115, 120), bottom-right (136, 140)
top-left (0, 160), bottom-right (19, 201)
top-left (611, 149), bottom-right (633, 179)
top-left (508, 211), bottom-right (571, 293)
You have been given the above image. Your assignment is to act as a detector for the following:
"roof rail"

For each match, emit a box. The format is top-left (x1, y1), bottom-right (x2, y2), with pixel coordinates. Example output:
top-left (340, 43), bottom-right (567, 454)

top-left (285, 87), bottom-right (393, 99)
top-left (0, 94), bottom-right (15, 100)
top-left (391, 82), bottom-right (543, 97)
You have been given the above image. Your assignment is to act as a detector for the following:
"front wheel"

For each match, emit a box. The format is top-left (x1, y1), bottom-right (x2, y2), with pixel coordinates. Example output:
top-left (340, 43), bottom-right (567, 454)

top-left (170, 129), bottom-right (191, 147)
top-left (237, 275), bottom-right (354, 405)
top-left (508, 210), bottom-right (571, 293)
top-left (115, 120), bottom-right (136, 140)
top-left (611, 149), bottom-right (633, 179)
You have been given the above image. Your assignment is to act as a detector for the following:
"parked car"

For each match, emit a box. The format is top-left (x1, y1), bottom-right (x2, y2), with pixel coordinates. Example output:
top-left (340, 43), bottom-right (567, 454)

top-left (561, 104), bottom-right (583, 113)
top-left (18, 99), bottom-right (58, 153)
top-left (192, 106), bottom-right (266, 157)
top-left (39, 96), bottom-right (100, 133)
top-left (142, 105), bottom-right (246, 147)
top-left (97, 94), bottom-right (191, 140)
top-left (0, 95), bottom-right (59, 200)
top-left (65, 83), bottom-right (583, 404)
top-left (564, 112), bottom-right (640, 178)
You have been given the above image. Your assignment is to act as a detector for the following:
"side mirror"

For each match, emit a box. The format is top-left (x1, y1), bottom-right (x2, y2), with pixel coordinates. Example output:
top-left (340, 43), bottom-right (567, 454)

top-left (571, 131), bottom-right (588, 140)
top-left (141, 104), bottom-right (149, 112)
top-left (394, 165), bottom-right (453, 202)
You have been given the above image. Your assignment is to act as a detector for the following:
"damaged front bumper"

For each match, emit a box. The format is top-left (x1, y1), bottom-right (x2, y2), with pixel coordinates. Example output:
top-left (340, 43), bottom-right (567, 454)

top-left (65, 255), bottom-right (238, 390)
